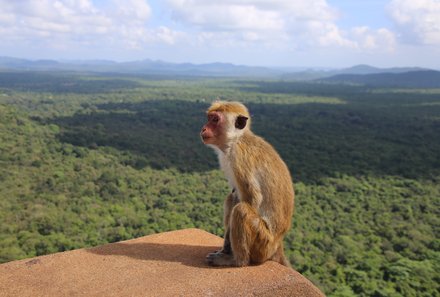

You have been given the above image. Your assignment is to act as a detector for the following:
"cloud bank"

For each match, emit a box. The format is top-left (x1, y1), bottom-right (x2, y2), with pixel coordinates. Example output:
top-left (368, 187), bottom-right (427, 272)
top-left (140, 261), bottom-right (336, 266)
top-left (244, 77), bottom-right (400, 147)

top-left (167, 0), bottom-right (396, 51)
top-left (0, 0), bottom-right (438, 66)
top-left (0, 0), bottom-right (177, 53)
top-left (388, 0), bottom-right (440, 45)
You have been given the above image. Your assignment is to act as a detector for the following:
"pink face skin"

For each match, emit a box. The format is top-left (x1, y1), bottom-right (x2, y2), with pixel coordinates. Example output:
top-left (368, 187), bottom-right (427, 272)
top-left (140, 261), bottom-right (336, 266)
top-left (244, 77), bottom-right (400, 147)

top-left (200, 111), bottom-right (224, 145)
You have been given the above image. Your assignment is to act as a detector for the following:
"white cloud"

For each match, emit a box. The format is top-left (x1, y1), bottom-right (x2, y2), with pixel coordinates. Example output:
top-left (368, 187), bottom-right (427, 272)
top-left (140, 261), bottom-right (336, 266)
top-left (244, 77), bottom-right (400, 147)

top-left (0, 0), bottom-right (111, 42)
top-left (302, 21), bottom-right (354, 48)
top-left (166, 0), bottom-right (396, 52)
top-left (350, 27), bottom-right (396, 51)
top-left (155, 26), bottom-right (186, 44)
top-left (388, 0), bottom-right (440, 45)
top-left (167, 0), bottom-right (339, 46)
top-left (168, 2), bottom-right (284, 31)
top-left (112, 0), bottom-right (151, 21)
top-left (0, 0), bottom-right (186, 54)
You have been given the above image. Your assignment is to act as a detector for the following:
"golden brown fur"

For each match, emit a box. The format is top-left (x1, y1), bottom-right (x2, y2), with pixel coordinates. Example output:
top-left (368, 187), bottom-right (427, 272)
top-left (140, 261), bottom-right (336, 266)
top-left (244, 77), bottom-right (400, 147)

top-left (207, 101), bottom-right (250, 118)
top-left (201, 101), bottom-right (294, 267)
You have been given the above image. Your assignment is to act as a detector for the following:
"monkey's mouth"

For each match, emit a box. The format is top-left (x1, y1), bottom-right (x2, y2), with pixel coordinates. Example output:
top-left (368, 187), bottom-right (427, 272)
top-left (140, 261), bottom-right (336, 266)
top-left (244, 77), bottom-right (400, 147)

top-left (201, 135), bottom-right (211, 142)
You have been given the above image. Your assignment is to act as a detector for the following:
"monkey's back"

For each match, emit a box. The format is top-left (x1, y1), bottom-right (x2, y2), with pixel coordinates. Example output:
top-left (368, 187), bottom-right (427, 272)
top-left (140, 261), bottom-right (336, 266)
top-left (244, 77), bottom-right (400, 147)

top-left (232, 131), bottom-right (294, 236)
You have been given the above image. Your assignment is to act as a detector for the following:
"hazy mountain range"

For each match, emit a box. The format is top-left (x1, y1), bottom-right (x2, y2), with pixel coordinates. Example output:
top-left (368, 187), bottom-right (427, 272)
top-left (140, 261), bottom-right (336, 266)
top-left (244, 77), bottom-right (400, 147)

top-left (318, 70), bottom-right (440, 88)
top-left (0, 56), bottom-right (281, 77)
top-left (1, 57), bottom-right (439, 88)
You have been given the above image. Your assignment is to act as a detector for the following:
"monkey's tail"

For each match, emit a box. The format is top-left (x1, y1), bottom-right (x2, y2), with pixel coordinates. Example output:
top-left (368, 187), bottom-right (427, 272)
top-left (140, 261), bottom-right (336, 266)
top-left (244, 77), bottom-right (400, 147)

top-left (271, 243), bottom-right (292, 268)
top-left (279, 253), bottom-right (292, 268)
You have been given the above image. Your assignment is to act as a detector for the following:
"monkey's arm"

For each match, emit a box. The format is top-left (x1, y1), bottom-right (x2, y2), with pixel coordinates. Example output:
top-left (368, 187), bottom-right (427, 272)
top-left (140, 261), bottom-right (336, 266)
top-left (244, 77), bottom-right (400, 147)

top-left (233, 140), bottom-right (265, 210)
top-left (236, 173), bottom-right (263, 210)
top-left (235, 168), bottom-right (274, 234)
top-left (219, 189), bottom-right (239, 254)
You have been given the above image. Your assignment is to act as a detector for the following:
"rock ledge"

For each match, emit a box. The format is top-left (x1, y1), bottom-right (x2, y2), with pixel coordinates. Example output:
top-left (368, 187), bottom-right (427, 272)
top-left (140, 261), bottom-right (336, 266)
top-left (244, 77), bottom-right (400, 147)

top-left (0, 228), bottom-right (324, 296)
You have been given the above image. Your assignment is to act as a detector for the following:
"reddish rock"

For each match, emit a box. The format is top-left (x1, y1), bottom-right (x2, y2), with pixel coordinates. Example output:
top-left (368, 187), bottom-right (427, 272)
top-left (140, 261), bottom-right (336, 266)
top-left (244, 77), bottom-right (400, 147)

top-left (0, 229), bottom-right (324, 297)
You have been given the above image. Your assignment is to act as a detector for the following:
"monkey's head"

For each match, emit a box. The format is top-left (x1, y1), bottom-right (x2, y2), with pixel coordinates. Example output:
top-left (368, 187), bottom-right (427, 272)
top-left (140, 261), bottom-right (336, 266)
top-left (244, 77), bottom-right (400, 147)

top-left (201, 101), bottom-right (250, 148)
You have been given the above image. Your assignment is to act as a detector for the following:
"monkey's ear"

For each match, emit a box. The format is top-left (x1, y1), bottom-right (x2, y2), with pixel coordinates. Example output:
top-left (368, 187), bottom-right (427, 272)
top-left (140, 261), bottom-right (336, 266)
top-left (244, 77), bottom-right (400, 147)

top-left (235, 115), bottom-right (248, 130)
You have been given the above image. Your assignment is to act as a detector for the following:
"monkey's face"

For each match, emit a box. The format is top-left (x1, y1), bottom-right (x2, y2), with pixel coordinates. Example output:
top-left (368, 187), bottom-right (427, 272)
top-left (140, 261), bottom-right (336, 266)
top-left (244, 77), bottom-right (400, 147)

top-left (201, 111), bottom-right (226, 146)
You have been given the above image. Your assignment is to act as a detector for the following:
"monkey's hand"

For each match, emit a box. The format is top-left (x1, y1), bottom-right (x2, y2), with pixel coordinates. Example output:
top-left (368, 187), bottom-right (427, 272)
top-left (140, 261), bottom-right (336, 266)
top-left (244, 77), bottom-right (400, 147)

top-left (206, 251), bottom-right (235, 267)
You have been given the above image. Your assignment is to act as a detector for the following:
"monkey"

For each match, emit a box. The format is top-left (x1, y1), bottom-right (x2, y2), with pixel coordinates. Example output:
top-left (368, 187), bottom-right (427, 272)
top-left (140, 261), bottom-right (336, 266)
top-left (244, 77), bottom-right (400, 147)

top-left (200, 101), bottom-right (294, 267)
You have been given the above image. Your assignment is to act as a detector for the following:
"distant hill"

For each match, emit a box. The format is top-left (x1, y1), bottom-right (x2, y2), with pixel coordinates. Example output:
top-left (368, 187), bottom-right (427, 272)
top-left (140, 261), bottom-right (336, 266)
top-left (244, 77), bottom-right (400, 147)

top-left (319, 70), bottom-right (440, 88)
top-left (0, 57), bottom-right (437, 81)
top-left (333, 64), bottom-right (428, 75)
top-left (281, 64), bottom-right (432, 81)
top-left (0, 57), bottom-right (281, 78)
top-left (0, 57), bottom-right (60, 69)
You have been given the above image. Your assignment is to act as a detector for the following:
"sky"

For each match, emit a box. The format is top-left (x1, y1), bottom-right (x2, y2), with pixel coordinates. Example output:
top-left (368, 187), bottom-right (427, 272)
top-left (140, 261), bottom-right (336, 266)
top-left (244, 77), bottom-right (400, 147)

top-left (0, 0), bottom-right (439, 68)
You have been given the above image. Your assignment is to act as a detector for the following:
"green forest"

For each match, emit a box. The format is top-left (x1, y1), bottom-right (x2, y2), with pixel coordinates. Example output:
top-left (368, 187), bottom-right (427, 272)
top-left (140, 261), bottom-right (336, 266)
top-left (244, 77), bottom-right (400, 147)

top-left (0, 71), bottom-right (439, 296)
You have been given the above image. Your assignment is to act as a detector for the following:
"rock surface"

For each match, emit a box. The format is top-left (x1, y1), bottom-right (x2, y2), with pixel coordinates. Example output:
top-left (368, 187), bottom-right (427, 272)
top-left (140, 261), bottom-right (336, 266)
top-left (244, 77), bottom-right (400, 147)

top-left (0, 228), bottom-right (324, 297)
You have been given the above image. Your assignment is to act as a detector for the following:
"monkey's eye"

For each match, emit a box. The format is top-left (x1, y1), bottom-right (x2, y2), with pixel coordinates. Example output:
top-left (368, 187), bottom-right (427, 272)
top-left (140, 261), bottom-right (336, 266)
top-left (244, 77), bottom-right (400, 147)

top-left (209, 115), bottom-right (219, 123)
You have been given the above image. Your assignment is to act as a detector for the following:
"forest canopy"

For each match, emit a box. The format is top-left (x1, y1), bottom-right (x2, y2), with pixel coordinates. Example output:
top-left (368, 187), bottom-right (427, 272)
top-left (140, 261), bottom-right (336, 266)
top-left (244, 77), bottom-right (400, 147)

top-left (0, 71), bottom-right (439, 296)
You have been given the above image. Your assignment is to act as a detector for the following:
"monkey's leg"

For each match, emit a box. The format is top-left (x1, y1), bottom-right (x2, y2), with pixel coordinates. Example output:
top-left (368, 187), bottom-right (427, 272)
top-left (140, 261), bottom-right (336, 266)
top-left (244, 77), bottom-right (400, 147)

top-left (206, 191), bottom-right (238, 266)
top-left (269, 241), bottom-right (291, 267)
top-left (206, 250), bottom-right (235, 266)
top-left (220, 190), bottom-right (239, 254)
top-left (229, 202), bottom-right (276, 267)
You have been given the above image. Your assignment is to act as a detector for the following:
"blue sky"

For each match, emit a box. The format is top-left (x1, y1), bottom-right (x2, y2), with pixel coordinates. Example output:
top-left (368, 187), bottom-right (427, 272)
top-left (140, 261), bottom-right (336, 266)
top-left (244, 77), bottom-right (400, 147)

top-left (0, 0), bottom-right (439, 68)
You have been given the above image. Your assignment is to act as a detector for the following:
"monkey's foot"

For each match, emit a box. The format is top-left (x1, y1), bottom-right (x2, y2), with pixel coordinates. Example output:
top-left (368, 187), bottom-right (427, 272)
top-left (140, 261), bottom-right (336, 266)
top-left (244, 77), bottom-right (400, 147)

top-left (206, 251), bottom-right (235, 266)
top-left (213, 246), bottom-right (231, 255)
